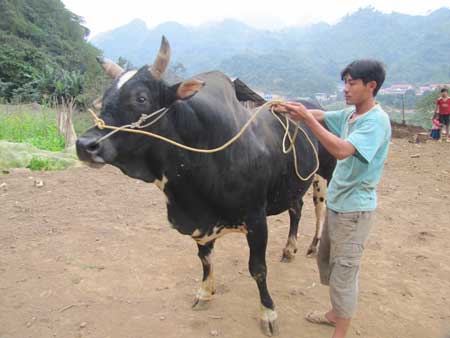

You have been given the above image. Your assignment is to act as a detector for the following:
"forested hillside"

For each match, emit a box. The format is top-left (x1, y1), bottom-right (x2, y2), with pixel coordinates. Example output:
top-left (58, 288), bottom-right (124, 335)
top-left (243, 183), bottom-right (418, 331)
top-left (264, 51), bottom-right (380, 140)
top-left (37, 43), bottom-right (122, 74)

top-left (1, 3), bottom-right (449, 99)
top-left (92, 7), bottom-right (450, 96)
top-left (0, 0), bottom-right (102, 102)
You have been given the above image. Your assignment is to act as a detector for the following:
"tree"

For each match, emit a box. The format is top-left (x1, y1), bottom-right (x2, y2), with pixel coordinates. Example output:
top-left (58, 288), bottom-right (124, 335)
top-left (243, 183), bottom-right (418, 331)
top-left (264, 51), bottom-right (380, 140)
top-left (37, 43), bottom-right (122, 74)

top-left (0, 0), bottom-right (102, 102)
top-left (117, 56), bottom-right (134, 70)
top-left (31, 66), bottom-right (85, 148)
top-left (416, 90), bottom-right (440, 119)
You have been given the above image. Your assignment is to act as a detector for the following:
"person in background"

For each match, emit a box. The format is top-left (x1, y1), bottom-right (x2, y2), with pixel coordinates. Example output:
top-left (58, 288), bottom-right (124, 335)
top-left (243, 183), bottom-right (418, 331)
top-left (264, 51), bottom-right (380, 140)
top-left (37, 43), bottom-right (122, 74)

top-left (434, 88), bottom-right (450, 142)
top-left (430, 114), bottom-right (442, 140)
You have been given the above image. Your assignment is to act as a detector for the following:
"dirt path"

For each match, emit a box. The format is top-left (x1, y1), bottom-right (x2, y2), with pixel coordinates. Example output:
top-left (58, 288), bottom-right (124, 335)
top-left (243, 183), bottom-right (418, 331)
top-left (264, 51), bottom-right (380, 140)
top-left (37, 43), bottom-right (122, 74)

top-left (1, 137), bottom-right (449, 338)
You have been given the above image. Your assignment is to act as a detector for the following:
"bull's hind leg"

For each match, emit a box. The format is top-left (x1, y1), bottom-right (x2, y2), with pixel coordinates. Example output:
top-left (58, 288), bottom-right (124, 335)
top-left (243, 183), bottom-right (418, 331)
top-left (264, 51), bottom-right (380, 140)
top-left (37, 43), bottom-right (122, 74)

top-left (192, 240), bottom-right (216, 311)
top-left (281, 199), bottom-right (303, 262)
top-left (246, 211), bottom-right (279, 336)
top-left (307, 175), bottom-right (327, 256)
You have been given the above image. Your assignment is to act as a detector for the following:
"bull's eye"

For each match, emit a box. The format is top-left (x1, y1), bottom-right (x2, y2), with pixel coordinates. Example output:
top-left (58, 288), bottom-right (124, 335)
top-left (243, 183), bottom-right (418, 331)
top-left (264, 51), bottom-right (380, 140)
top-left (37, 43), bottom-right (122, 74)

top-left (136, 96), bottom-right (146, 104)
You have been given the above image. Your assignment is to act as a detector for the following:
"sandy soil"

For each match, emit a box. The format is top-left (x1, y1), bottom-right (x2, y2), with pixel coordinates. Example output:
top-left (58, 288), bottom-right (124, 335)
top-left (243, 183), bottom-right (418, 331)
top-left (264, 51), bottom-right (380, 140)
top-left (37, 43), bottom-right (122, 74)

top-left (1, 133), bottom-right (450, 338)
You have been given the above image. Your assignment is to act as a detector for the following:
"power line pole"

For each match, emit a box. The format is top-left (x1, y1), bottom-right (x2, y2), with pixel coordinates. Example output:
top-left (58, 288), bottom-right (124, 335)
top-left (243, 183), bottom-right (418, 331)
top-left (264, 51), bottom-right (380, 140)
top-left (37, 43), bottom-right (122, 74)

top-left (401, 93), bottom-right (405, 125)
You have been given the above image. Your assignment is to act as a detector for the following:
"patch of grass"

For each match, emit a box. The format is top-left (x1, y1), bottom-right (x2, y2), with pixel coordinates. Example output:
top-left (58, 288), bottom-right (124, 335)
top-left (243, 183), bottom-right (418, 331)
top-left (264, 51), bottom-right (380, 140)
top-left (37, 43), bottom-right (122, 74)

top-left (26, 156), bottom-right (67, 171)
top-left (0, 110), bottom-right (65, 151)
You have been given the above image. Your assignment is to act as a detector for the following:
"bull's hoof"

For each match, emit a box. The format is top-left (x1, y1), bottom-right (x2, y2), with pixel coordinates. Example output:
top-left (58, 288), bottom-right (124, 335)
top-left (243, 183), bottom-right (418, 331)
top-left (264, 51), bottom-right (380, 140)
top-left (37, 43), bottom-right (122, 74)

top-left (260, 318), bottom-right (279, 336)
top-left (281, 248), bottom-right (297, 263)
top-left (306, 245), bottom-right (318, 257)
top-left (260, 306), bottom-right (279, 336)
top-left (192, 298), bottom-right (211, 311)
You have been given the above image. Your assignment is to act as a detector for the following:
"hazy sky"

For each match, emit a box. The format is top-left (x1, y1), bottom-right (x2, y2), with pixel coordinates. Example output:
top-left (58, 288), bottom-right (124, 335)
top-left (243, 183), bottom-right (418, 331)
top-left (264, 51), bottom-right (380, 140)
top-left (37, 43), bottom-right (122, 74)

top-left (61, 0), bottom-right (450, 38)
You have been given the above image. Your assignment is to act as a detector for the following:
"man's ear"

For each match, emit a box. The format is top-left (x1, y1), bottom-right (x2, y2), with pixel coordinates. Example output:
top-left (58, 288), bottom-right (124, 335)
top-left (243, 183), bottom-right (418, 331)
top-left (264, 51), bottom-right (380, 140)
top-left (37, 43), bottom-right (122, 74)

top-left (368, 80), bottom-right (377, 94)
top-left (172, 79), bottom-right (205, 100)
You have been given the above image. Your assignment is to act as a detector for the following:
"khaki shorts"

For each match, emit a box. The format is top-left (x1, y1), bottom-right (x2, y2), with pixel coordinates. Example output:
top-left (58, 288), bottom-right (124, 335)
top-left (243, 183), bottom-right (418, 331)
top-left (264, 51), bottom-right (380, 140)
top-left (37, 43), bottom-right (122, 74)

top-left (317, 208), bottom-right (373, 318)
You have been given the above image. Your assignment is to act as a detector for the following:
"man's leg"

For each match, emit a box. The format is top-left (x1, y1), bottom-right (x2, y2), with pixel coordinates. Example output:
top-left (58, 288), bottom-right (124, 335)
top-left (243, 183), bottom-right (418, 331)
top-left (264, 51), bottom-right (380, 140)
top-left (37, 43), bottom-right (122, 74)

top-left (327, 211), bottom-right (373, 338)
top-left (317, 209), bottom-right (331, 285)
top-left (306, 209), bottom-right (337, 325)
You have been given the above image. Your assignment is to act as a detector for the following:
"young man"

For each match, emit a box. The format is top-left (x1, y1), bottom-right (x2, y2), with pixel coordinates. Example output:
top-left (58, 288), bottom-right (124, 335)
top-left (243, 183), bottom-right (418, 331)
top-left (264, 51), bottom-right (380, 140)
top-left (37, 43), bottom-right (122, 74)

top-left (434, 88), bottom-right (450, 142)
top-left (273, 59), bottom-right (391, 338)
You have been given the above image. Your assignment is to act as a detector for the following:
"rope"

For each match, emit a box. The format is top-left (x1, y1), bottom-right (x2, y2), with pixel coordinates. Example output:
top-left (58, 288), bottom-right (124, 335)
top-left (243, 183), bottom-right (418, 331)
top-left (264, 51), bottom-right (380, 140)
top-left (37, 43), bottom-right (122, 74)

top-left (88, 100), bottom-right (319, 181)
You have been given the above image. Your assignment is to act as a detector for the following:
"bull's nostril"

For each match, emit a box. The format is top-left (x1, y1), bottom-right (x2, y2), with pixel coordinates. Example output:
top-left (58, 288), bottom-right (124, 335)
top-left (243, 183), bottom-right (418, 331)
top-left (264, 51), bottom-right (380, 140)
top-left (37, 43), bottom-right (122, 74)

top-left (87, 142), bottom-right (100, 153)
top-left (77, 138), bottom-right (101, 154)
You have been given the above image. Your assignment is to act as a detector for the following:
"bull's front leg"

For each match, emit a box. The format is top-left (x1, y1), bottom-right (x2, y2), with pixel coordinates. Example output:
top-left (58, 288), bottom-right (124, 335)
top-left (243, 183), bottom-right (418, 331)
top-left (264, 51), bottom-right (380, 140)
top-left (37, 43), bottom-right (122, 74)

top-left (192, 240), bottom-right (216, 311)
top-left (307, 174), bottom-right (327, 256)
top-left (281, 199), bottom-right (303, 262)
top-left (246, 211), bottom-right (279, 336)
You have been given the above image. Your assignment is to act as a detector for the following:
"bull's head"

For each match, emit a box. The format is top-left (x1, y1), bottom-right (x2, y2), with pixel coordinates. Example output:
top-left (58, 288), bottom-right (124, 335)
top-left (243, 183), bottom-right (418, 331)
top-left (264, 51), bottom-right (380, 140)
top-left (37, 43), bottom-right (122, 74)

top-left (76, 36), bottom-right (204, 182)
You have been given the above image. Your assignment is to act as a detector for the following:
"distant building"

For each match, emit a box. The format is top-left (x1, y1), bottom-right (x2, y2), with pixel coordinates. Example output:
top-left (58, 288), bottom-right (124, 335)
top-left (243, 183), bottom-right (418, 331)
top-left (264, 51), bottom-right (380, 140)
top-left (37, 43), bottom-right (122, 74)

top-left (313, 92), bottom-right (338, 104)
top-left (379, 83), bottom-right (415, 95)
top-left (381, 83), bottom-right (450, 96)
top-left (417, 85), bottom-right (434, 95)
top-left (429, 83), bottom-right (450, 91)
top-left (262, 93), bottom-right (286, 102)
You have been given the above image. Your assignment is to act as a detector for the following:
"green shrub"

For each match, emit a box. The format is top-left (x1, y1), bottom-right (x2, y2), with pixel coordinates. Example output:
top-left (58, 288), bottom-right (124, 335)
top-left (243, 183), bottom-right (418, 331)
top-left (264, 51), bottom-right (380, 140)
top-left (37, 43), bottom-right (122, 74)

top-left (0, 110), bottom-right (65, 151)
top-left (26, 156), bottom-right (67, 171)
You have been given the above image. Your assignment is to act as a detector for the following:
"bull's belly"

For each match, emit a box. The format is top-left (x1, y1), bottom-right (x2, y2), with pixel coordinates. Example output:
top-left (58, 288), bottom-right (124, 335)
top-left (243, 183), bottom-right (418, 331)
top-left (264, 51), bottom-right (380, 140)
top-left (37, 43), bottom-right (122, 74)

top-left (265, 180), bottom-right (311, 216)
top-left (266, 199), bottom-right (290, 216)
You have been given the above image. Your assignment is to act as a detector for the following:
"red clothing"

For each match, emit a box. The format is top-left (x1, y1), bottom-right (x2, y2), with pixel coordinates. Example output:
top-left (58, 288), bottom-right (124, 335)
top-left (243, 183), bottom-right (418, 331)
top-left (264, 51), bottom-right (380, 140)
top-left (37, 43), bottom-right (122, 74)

top-left (432, 118), bottom-right (442, 129)
top-left (437, 98), bottom-right (450, 115)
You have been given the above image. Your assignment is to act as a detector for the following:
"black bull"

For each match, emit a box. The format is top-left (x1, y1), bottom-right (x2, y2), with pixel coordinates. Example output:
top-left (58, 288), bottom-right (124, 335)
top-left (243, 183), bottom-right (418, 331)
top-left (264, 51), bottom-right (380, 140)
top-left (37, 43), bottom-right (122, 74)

top-left (76, 37), bottom-right (335, 336)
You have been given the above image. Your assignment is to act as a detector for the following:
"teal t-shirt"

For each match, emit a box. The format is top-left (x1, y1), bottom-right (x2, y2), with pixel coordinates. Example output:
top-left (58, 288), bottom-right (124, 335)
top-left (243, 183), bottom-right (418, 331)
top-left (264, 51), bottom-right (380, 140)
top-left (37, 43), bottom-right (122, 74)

top-left (324, 104), bottom-right (391, 212)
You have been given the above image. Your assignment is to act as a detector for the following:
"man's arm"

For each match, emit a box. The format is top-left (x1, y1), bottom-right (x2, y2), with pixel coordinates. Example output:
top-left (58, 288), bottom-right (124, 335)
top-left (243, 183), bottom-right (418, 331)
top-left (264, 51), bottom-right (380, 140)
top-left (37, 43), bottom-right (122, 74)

top-left (303, 116), bottom-right (356, 160)
top-left (276, 102), bottom-right (355, 160)
top-left (309, 109), bottom-right (325, 122)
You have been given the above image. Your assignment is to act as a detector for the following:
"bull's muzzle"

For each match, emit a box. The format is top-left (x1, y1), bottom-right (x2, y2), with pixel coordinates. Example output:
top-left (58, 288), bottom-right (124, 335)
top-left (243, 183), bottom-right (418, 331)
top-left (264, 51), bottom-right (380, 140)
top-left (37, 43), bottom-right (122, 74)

top-left (76, 136), bottom-right (105, 165)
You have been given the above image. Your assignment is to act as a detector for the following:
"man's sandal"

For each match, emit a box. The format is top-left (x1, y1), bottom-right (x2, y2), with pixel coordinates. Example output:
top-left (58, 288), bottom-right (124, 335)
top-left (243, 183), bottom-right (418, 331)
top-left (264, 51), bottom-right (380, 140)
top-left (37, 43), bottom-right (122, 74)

top-left (305, 311), bottom-right (336, 327)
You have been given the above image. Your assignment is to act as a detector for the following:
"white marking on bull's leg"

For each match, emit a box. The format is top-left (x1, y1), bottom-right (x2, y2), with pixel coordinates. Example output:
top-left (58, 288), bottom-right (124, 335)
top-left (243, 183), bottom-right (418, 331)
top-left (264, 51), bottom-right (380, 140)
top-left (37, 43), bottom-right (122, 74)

top-left (154, 175), bottom-right (168, 191)
top-left (195, 255), bottom-right (215, 301)
top-left (192, 246), bottom-right (215, 311)
top-left (193, 225), bottom-right (248, 246)
top-left (260, 304), bottom-right (279, 336)
top-left (116, 70), bottom-right (137, 89)
top-left (307, 174), bottom-right (327, 256)
top-left (191, 229), bottom-right (201, 237)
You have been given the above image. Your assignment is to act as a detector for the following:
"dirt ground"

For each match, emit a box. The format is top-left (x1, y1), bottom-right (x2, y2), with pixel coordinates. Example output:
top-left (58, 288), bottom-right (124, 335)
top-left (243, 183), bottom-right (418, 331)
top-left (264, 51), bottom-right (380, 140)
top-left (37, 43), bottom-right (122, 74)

top-left (1, 132), bottom-right (450, 338)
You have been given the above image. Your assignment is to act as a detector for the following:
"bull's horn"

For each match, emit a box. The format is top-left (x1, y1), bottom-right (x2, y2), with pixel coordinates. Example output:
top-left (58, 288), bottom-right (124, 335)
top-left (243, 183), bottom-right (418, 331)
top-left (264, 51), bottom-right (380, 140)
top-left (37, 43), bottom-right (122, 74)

top-left (96, 56), bottom-right (124, 79)
top-left (149, 36), bottom-right (171, 79)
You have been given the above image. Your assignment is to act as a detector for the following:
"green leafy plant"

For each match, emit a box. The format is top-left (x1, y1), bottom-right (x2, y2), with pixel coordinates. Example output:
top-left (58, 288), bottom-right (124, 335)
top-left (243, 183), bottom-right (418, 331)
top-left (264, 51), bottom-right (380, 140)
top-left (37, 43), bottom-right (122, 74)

top-left (0, 110), bottom-right (65, 151)
top-left (26, 156), bottom-right (67, 171)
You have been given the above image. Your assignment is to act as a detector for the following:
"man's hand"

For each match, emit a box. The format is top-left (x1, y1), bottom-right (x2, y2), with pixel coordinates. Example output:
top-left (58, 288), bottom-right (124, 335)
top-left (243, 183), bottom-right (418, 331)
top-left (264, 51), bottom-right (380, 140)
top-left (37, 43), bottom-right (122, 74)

top-left (273, 102), bottom-right (312, 121)
top-left (270, 103), bottom-right (289, 114)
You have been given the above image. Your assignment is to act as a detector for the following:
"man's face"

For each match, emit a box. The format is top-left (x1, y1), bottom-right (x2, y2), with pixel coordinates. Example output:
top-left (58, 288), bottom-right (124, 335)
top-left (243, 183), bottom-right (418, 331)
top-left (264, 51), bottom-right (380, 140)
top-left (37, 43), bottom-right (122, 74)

top-left (343, 74), bottom-right (376, 106)
top-left (442, 91), bottom-right (448, 98)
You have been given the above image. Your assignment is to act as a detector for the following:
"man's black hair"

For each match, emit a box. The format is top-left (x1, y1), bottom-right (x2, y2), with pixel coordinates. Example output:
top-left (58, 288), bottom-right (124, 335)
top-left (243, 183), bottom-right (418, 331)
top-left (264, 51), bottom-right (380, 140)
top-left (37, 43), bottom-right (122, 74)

top-left (441, 88), bottom-right (448, 93)
top-left (340, 59), bottom-right (386, 96)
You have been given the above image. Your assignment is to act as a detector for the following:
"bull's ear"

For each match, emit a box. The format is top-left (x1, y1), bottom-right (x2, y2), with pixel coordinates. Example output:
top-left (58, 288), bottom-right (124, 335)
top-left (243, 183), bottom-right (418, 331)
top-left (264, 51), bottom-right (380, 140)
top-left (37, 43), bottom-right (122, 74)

top-left (174, 79), bottom-right (205, 100)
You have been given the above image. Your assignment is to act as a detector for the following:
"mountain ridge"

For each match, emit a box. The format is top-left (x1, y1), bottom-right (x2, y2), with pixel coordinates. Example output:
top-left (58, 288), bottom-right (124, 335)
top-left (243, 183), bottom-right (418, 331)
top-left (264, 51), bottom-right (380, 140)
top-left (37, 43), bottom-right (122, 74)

top-left (91, 7), bottom-right (450, 96)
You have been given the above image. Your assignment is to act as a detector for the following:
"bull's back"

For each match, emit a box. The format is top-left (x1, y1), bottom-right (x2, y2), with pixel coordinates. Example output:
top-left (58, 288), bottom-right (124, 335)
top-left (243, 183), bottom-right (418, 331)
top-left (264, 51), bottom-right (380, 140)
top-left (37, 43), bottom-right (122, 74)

top-left (178, 72), bottom-right (318, 217)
